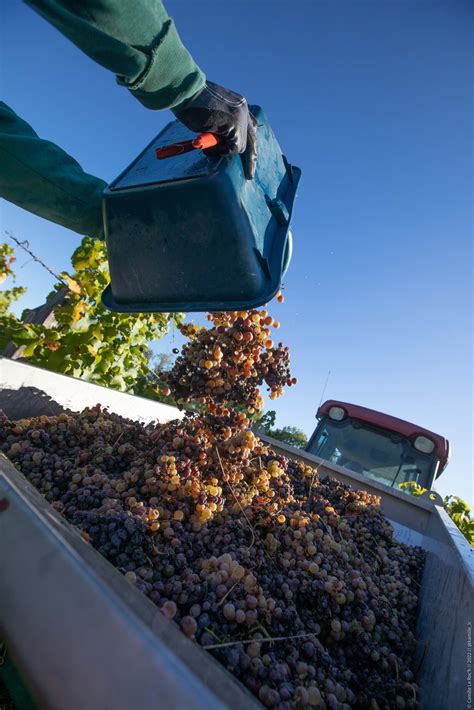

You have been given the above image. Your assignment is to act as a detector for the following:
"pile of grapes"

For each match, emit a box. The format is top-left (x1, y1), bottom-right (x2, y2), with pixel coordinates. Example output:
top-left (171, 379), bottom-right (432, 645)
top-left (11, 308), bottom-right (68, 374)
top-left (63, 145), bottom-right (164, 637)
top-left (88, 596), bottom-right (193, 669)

top-left (1, 305), bottom-right (424, 710)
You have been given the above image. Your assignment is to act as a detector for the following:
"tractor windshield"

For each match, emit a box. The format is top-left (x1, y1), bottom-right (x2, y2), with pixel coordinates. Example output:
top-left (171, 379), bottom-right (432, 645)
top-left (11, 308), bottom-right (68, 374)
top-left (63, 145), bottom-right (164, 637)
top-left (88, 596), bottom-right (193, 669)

top-left (308, 418), bottom-right (436, 489)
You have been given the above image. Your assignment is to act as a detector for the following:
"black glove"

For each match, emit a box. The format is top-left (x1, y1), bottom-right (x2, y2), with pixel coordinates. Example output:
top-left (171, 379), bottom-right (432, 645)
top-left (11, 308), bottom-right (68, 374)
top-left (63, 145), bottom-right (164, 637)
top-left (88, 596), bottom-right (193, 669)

top-left (172, 81), bottom-right (257, 179)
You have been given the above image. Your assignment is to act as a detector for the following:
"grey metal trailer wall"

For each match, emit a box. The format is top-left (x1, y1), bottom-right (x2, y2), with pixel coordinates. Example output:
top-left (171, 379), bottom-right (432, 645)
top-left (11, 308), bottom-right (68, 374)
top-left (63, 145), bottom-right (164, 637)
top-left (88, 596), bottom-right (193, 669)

top-left (1, 359), bottom-right (473, 709)
top-left (0, 357), bottom-right (182, 423)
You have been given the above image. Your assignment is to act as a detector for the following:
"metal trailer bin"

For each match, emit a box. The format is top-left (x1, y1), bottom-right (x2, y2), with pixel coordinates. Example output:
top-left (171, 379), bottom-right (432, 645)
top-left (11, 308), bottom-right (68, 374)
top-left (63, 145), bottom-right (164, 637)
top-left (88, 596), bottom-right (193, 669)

top-left (1, 358), bottom-right (473, 709)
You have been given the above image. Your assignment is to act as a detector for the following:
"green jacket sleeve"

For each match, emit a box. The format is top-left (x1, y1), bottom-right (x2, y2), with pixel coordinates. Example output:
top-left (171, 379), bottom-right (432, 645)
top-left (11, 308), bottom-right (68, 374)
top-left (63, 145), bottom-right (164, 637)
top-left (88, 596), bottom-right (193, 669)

top-left (24, 0), bottom-right (206, 110)
top-left (1, 1), bottom-right (206, 238)
top-left (0, 102), bottom-right (107, 239)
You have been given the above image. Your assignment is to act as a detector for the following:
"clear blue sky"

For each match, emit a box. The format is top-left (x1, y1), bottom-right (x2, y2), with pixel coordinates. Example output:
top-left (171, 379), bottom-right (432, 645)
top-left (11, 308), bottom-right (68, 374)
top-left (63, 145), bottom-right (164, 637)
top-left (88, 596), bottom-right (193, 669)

top-left (1, 1), bottom-right (472, 505)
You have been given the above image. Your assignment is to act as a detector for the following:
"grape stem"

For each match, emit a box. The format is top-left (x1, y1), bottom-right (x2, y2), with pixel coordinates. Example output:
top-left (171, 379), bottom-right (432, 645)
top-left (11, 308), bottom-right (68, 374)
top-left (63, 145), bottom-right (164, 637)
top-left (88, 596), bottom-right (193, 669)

top-left (204, 627), bottom-right (224, 643)
top-left (202, 631), bottom-right (318, 650)
top-left (216, 581), bottom-right (239, 607)
top-left (215, 447), bottom-right (255, 550)
top-left (112, 425), bottom-right (132, 450)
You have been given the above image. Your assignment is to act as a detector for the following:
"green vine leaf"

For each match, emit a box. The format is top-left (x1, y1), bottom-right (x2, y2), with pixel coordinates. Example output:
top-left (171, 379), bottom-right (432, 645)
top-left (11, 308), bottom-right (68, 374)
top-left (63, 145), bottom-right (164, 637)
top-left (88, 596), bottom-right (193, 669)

top-left (402, 482), bottom-right (474, 546)
top-left (0, 237), bottom-right (183, 397)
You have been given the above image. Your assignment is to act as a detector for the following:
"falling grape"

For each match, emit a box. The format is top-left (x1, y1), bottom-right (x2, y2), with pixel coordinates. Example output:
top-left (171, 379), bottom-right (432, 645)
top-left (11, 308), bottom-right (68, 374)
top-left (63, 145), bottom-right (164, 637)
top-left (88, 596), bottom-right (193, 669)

top-left (162, 308), bottom-right (295, 412)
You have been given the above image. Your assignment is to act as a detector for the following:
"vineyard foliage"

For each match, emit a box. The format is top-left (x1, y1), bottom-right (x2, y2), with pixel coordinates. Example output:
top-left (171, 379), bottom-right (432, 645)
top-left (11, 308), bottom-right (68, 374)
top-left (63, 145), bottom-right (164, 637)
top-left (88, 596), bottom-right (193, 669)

top-left (0, 239), bottom-right (180, 395)
top-left (258, 416), bottom-right (308, 450)
top-left (400, 482), bottom-right (474, 546)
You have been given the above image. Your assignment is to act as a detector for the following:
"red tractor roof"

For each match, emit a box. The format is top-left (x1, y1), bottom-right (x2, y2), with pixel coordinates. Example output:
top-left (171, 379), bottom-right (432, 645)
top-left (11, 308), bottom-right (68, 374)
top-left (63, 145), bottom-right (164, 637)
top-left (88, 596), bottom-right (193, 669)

top-left (317, 400), bottom-right (450, 473)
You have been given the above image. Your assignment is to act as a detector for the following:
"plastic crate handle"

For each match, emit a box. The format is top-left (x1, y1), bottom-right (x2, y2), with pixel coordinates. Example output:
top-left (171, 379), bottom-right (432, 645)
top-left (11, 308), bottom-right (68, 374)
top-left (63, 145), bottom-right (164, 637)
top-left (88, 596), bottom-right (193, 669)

top-left (156, 133), bottom-right (219, 159)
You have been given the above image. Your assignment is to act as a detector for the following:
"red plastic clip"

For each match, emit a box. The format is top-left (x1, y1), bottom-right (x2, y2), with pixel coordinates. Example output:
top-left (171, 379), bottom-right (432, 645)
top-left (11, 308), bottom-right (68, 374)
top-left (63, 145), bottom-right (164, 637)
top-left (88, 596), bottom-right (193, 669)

top-left (155, 132), bottom-right (219, 159)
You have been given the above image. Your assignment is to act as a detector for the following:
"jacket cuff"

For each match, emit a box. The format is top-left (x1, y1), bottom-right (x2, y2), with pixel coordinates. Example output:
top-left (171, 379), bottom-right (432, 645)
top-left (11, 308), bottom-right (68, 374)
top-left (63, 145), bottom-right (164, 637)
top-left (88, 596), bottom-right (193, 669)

top-left (116, 18), bottom-right (206, 110)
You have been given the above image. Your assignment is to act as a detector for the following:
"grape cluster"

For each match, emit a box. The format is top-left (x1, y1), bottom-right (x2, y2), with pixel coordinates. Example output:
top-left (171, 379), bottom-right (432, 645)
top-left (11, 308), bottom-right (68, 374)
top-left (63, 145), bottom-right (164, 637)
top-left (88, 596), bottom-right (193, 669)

top-left (1, 304), bottom-right (425, 709)
top-left (163, 308), bottom-right (296, 412)
top-left (2, 407), bottom-right (424, 710)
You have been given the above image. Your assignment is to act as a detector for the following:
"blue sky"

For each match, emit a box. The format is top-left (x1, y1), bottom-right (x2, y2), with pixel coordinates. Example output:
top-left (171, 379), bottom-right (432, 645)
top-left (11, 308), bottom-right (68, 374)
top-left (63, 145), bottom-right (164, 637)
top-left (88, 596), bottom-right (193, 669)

top-left (1, 1), bottom-right (472, 504)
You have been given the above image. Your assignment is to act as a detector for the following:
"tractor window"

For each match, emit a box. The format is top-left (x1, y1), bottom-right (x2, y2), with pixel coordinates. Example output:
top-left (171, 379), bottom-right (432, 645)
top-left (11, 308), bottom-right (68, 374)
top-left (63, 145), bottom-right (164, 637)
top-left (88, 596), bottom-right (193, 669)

top-left (307, 418), bottom-right (436, 489)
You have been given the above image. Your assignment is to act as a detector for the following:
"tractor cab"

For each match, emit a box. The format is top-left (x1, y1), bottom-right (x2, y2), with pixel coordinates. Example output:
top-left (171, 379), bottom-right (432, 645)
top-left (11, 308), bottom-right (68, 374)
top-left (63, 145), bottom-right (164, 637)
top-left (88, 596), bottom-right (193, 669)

top-left (306, 400), bottom-right (450, 490)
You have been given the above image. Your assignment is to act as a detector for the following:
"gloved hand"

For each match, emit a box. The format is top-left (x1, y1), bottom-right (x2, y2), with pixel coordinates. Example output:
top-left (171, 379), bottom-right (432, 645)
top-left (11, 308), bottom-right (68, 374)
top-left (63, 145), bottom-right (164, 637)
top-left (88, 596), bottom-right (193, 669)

top-left (172, 81), bottom-right (257, 179)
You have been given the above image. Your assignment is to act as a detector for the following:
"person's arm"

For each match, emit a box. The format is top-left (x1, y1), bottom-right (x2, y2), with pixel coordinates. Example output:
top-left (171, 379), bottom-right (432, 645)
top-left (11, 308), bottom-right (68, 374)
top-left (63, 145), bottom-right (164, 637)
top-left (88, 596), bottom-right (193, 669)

top-left (1, 1), bottom-right (204, 238)
top-left (0, 102), bottom-right (107, 239)
top-left (24, 0), bottom-right (206, 110)
top-left (25, 1), bottom-right (257, 176)
top-left (0, 2), bottom-right (255, 243)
